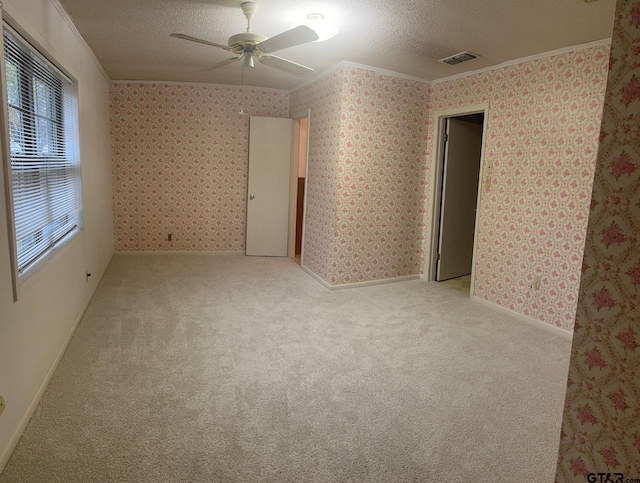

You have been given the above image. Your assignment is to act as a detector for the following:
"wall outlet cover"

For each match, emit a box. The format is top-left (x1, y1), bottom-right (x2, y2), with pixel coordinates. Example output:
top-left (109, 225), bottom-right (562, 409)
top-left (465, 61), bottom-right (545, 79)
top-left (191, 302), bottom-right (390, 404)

top-left (533, 275), bottom-right (542, 290)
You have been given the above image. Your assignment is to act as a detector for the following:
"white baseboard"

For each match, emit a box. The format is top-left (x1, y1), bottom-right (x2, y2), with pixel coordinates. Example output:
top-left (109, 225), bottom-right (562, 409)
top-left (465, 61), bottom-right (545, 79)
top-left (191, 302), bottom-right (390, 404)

top-left (299, 266), bottom-right (420, 290)
top-left (0, 263), bottom-right (107, 473)
top-left (329, 275), bottom-right (420, 290)
top-left (300, 265), bottom-right (332, 289)
top-left (115, 251), bottom-right (245, 256)
top-left (471, 296), bottom-right (573, 340)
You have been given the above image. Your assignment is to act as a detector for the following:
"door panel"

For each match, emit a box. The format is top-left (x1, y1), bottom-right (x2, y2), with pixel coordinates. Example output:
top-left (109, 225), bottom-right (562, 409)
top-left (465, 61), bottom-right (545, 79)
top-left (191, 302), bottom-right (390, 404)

top-left (437, 118), bottom-right (483, 281)
top-left (246, 117), bottom-right (293, 256)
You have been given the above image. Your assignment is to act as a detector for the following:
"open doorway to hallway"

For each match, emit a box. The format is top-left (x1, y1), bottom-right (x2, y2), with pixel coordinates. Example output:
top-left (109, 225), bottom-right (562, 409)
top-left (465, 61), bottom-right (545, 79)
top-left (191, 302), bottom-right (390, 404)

top-left (288, 115), bottom-right (308, 265)
top-left (427, 107), bottom-right (487, 297)
top-left (294, 117), bottom-right (308, 264)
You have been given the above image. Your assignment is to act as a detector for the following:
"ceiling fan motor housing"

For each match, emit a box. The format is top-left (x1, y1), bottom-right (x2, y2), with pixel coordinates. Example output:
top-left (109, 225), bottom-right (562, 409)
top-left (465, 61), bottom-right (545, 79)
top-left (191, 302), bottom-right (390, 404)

top-left (170, 0), bottom-right (317, 75)
top-left (229, 32), bottom-right (267, 48)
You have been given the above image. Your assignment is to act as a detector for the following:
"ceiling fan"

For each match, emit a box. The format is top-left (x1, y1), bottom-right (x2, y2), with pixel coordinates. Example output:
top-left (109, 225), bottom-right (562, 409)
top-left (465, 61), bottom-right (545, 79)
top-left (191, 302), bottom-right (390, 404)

top-left (170, 1), bottom-right (319, 75)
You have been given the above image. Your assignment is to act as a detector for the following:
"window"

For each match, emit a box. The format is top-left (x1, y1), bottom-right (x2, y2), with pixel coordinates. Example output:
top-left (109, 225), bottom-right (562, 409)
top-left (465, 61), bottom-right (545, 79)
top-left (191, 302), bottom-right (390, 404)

top-left (2, 25), bottom-right (80, 281)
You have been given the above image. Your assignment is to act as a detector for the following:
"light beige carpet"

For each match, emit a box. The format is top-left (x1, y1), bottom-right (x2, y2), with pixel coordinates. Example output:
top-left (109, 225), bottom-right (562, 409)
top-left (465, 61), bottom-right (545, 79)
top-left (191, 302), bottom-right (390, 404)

top-left (1, 254), bottom-right (572, 482)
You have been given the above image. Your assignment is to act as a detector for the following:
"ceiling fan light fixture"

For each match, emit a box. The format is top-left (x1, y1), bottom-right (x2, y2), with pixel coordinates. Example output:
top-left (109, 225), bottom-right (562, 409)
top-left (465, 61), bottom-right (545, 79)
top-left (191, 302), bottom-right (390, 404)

top-left (243, 53), bottom-right (255, 69)
top-left (172, 2), bottom-right (317, 76)
top-left (304, 13), bottom-right (338, 42)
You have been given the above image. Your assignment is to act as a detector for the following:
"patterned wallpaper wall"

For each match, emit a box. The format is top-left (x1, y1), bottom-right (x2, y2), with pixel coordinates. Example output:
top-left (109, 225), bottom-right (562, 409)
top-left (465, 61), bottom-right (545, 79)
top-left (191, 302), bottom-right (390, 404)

top-left (334, 68), bottom-right (429, 284)
top-left (556, 0), bottom-right (640, 478)
top-left (110, 82), bottom-right (289, 251)
top-left (111, 50), bottom-right (610, 332)
top-left (291, 67), bottom-right (429, 285)
top-left (289, 71), bottom-right (344, 284)
top-left (427, 44), bottom-right (610, 330)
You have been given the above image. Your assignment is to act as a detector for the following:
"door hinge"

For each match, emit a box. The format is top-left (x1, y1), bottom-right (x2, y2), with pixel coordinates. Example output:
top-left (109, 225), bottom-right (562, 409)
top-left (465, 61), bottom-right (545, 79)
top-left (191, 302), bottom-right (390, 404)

top-left (436, 253), bottom-right (441, 261)
top-left (443, 133), bottom-right (449, 142)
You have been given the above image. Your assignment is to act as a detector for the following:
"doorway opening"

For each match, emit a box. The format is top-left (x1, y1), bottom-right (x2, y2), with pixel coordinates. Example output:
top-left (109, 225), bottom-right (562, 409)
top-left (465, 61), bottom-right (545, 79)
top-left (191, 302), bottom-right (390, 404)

top-left (288, 112), bottom-right (309, 264)
top-left (426, 106), bottom-right (488, 297)
top-left (294, 117), bottom-right (308, 264)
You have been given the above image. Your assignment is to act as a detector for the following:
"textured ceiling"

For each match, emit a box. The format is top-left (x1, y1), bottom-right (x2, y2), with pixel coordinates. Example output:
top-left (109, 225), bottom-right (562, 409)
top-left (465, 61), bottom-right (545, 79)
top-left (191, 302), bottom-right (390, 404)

top-left (57, 0), bottom-right (617, 90)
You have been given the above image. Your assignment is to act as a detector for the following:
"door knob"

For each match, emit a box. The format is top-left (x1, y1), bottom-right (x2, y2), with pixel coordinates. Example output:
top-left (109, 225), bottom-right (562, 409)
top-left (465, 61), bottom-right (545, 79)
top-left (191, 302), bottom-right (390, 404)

top-left (249, 194), bottom-right (255, 200)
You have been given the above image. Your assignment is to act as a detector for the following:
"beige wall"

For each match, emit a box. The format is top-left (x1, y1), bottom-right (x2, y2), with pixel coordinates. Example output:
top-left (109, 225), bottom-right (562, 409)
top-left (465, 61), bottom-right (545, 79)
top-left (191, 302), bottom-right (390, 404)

top-left (0, 0), bottom-right (113, 470)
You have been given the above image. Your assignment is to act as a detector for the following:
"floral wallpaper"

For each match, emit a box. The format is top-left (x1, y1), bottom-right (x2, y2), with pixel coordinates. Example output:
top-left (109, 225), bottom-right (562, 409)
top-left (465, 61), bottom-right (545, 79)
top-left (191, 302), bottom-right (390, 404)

top-left (107, 11), bottom-right (640, 476)
top-left (556, 0), bottom-right (640, 478)
top-left (112, 49), bottom-right (611, 333)
top-left (427, 44), bottom-right (610, 330)
top-left (335, 69), bottom-right (429, 284)
top-left (289, 71), bottom-right (344, 283)
top-left (110, 82), bottom-right (289, 251)
top-left (291, 67), bottom-right (429, 285)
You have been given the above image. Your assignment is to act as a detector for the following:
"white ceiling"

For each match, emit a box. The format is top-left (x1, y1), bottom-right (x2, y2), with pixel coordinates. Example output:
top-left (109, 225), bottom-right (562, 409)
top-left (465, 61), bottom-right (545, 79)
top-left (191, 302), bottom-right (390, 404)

top-left (57, 0), bottom-right (617, 90)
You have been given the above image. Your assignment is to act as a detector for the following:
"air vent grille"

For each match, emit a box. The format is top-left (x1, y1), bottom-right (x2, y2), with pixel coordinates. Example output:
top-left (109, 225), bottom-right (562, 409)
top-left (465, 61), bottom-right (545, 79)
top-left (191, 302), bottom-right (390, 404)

top-left (439, 51), bottom-right (478, 66)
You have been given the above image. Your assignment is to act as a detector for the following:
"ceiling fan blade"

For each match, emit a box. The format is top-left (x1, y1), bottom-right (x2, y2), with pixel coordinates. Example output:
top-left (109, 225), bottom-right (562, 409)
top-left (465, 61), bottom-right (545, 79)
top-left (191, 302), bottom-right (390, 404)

top-left (203, 57), bottom-right (241, 71)
top-left (257, 25), bottom-right (319, 54)
top-left (259, 55), bottom-right (313, 75)
top-left (170, 33), bottom-right (232, 52)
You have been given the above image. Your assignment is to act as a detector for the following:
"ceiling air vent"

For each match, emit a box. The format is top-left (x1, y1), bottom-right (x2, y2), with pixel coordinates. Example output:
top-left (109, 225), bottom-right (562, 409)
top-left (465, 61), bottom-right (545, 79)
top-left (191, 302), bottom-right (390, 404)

top-left (439, 51), bottom-right (479, 66)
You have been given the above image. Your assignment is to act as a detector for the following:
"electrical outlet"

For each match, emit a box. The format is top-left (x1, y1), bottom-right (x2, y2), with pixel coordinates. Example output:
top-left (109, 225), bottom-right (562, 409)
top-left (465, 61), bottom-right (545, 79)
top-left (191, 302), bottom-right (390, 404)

top-left (533, 275), bottom-right (542, 290)
top-left (167, 233), bottom-right (173, 242)
top-left (0, 396), bottom-right (5, 416)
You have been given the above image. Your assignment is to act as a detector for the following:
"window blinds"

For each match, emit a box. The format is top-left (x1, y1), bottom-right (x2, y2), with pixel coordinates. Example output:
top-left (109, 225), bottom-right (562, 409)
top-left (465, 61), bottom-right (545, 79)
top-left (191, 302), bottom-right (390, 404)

top-left (3, 26), bottom-right (79, 273)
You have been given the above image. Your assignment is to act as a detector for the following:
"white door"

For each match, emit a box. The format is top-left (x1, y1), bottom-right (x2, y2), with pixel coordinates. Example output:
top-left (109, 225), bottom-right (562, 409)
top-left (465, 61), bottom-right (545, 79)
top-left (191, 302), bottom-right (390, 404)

top-left (436, 118), bottom-right (483, 281)
top-left (246, 116), bottom-right (293, 256)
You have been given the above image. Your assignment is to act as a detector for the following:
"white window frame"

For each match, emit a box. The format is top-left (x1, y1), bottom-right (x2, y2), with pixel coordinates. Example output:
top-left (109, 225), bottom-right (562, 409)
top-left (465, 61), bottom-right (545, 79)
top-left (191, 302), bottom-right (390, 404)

top-left (0, 19), bottom-right (82, 301)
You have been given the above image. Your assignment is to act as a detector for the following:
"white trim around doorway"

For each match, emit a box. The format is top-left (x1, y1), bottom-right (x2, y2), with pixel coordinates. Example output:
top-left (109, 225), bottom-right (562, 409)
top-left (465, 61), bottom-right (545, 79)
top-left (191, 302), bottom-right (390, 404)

top-left (289, 109), bottom-right (311, 267)
top-left (424, 103), bottom-right (490, 298)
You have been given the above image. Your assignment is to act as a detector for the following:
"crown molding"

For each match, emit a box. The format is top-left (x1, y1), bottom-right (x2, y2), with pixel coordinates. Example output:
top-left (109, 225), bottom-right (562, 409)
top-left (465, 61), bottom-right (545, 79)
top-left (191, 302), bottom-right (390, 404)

top-left (339, 61), bottom-right (431, 84)
top-left (290, 61), bottom-right (431, 93)
top-left (50, 0), bottom-right (110, 81)
top-left (111, 79), bottom-right (289, 94)
top-left (291, 38), bottom-right (612, 93)
top-left (289, 62), bottom-right (347, 93)
top-left (431, 38), bottom-right (611, 86)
